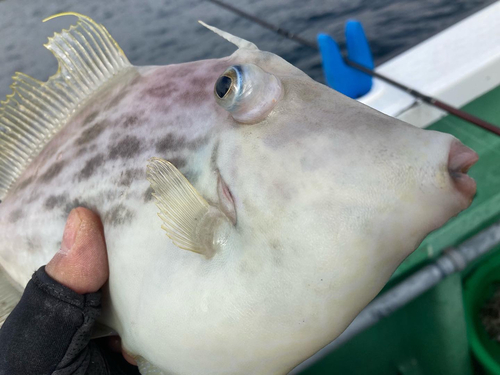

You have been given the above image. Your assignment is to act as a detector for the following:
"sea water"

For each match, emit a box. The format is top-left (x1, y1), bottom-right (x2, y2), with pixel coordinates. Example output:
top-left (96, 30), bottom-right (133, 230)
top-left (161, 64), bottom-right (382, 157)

top-left (0, 0), bottom-right (495, 97)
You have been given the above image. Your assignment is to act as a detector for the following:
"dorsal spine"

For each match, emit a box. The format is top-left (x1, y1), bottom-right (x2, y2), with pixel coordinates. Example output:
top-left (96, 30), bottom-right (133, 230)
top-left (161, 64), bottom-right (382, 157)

top-left (0, 13), bottom-right (133, 199)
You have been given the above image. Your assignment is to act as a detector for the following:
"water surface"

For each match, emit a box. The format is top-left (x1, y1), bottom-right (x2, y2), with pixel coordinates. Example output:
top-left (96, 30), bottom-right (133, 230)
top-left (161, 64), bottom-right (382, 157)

top-left (0, 0), bottom-right (495, 97)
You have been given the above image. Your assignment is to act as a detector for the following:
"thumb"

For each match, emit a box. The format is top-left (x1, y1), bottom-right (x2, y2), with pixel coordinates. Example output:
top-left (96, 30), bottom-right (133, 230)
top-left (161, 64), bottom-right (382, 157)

top-left (46, 207), bottom-right (109, 294)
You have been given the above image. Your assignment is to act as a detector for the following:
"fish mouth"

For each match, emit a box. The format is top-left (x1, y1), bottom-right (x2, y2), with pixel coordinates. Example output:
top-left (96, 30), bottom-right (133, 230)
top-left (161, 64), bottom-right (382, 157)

top-left (448, 140), bottom-right (479, 200)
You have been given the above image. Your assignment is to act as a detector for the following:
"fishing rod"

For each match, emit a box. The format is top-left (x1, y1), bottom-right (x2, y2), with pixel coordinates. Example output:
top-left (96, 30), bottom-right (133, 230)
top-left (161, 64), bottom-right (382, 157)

top-left (207, 0), bottom-right (500, 136)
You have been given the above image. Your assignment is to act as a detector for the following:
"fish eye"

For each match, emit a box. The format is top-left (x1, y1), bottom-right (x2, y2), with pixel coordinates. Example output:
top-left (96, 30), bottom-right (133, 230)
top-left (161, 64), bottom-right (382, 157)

top-left (215, 75), bottom-right (233, 99)
top-left (214, 64), bottom-right (283, 124)
top-left (214, 65), bottom-right (242, 103)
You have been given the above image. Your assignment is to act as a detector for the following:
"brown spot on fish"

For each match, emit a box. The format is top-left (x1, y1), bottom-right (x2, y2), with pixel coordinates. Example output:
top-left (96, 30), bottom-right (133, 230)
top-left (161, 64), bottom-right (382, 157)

top-left (143, 187), bottom-right (154, 202)
top-left (122, 115), bottom-right (139, 128)
top-left (76, 147), bottom-right (88, 157)
top-left (178, 91), bottom-right (206, 107)
top-left (129, 74), bottom-right (142, 87)
top-left (109, 136), bottom-right (142, 160)
top-left (146, 82), bottom-right (178, 98)
top-left (15, 176), bottom-right (34, 191)
top-left (44, 194), bottom-right (68, 210)
top-left (63, 198), bottom-right (92, 216)
top-left (83, 111), bottom-right (99, 126)
top-left (40, 161), bottom-right (65, 183)
top-left (75, 121), bottom-right (106, 146)
top-left (155, 134), bottom-right (209, 154)
top-left (78, 154), bottom-right (104, 181)
top-left (119, 169), bottom-right (143, 187)
top-left (189, 75), bottom-right (214, 89)
top-left (9, 209), bottom-right (23, 223)
top-left (26, 236), bottom-right (42, 254)
top-left (210, 142), bottom-right (219, 170)
top-left (76, 144), bottom-right (97, 157)
top-left (155, 134), bottom-right (181, 153)
top-left (106, 90), bottom-right (128, 110)
top-left (188, 135), bottom-right (210, 150)
top-left (104, 204), bottom-right (134, 226)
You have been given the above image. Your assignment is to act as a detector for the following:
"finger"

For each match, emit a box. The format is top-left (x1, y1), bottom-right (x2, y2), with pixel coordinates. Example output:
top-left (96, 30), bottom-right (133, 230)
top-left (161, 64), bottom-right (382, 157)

top-left (46, 207), bottom-right (108, 294)
top-left (122, 347), bottom-right (138, 366)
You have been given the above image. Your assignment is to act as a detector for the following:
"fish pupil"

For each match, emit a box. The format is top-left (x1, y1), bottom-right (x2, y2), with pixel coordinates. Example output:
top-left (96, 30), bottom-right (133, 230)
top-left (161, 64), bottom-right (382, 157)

top-left (215, 76), bottom-right (232, 99)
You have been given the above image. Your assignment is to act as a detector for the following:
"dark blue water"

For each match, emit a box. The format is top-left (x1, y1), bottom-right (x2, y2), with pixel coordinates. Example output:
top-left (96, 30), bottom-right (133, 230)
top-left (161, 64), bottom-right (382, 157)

top-left (0, 0), bottom-right (496, 98)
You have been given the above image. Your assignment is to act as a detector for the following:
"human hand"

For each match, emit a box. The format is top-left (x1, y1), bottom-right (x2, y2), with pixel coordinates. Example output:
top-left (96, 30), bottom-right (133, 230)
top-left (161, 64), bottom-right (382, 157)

top-left (0, 207), bottom-right (138, 374)
top-left (45, 207), bottom-right (109, 295)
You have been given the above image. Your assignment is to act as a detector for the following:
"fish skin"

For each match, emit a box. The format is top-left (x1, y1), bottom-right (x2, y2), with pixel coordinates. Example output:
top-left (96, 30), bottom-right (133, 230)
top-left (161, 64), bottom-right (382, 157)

top-left (0, 57), bottom-right (225, 280)
top-left (0, 18), bottom-right (475, 375)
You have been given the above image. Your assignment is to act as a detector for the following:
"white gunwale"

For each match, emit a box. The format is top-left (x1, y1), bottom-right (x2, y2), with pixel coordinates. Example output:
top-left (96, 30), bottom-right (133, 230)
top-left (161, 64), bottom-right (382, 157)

top-left (358, 1), bottom-right (500, 129)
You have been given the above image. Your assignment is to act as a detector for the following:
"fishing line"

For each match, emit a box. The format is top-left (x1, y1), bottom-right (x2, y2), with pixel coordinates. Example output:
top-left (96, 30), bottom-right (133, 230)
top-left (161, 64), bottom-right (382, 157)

top-left (207, 0), bottom-right (500, 136)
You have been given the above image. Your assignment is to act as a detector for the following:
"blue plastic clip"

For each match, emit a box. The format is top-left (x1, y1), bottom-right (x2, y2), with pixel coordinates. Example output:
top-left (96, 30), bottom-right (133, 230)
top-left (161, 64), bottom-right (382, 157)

top-left (317, 20), bottom-right (374, 99)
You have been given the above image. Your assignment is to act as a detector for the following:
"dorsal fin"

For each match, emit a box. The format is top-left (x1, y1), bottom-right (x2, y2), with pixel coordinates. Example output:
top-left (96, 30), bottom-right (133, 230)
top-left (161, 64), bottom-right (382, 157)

top-left (0, 13), bottom-right (133, 199)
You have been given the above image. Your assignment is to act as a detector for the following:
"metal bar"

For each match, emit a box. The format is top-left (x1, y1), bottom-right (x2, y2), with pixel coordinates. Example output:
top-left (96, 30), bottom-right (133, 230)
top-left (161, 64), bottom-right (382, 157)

top-left (290, 220), bottom-right (500, 373)
top-left (345, 59), bottom-right (500, 136)
top-left (207, 0), bottom-right (317, 50)
top-left (207, 0), bottom-right (500, 136)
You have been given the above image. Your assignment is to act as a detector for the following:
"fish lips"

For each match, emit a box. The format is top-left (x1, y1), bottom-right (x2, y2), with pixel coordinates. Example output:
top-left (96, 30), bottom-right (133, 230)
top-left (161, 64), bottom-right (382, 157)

top-left (448, 140), bottom-right (479, 202)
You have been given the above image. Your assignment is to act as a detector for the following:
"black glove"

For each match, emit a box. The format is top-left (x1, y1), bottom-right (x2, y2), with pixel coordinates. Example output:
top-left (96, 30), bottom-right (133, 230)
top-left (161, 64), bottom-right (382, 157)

top-left (0, 266), bottom-right (139, 375)
top-left (0, 207), bottom-right (139, 375)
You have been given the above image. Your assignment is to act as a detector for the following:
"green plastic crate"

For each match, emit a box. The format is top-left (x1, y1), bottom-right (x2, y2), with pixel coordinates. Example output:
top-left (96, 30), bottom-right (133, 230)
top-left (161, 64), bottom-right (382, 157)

top-left (464, 246), bottom-right (500, 375)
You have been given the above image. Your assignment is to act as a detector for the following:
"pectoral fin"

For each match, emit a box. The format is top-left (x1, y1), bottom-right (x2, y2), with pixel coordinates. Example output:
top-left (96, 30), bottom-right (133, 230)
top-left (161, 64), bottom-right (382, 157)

top-left (146, 158), bottom-right (232, 257)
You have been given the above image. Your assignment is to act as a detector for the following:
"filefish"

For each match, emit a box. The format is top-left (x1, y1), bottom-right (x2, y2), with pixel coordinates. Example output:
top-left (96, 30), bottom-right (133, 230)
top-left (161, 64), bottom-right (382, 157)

top-left (0, 13), bottom-right (478, 375)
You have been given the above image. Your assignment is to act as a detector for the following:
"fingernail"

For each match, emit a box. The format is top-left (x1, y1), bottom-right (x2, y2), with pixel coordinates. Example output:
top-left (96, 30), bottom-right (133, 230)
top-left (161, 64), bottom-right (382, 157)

top-left (60, 209), bottom-right (82, 255)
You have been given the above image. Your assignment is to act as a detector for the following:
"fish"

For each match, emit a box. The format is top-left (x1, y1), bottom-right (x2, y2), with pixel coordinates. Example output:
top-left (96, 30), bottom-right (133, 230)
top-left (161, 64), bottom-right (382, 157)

top-left (0, 12), bottom-right (478, 375)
